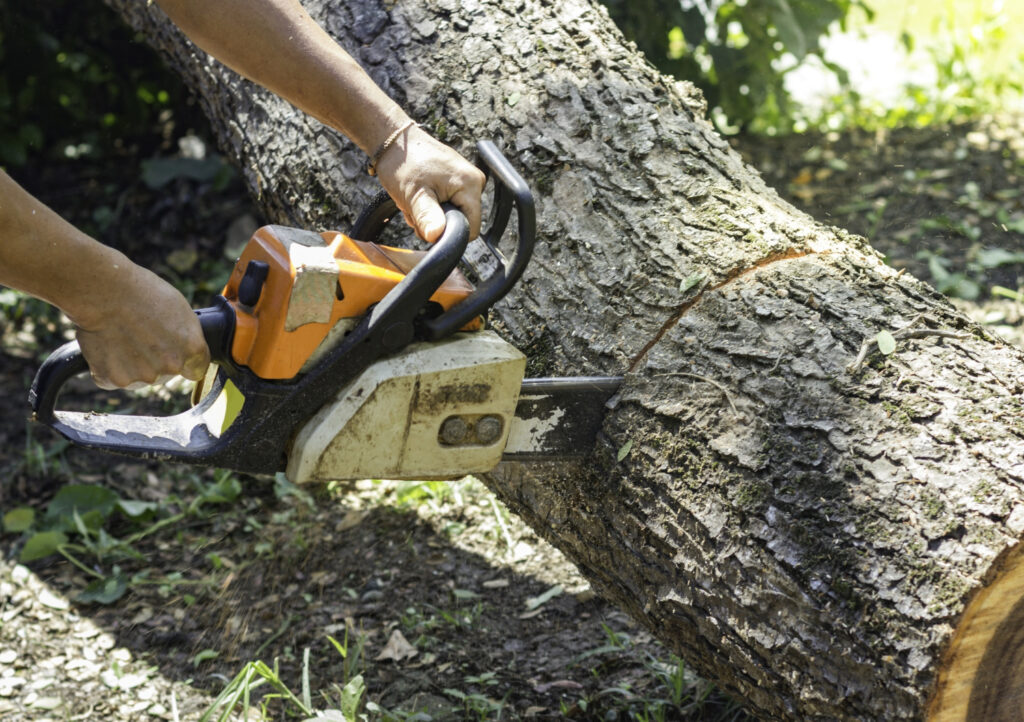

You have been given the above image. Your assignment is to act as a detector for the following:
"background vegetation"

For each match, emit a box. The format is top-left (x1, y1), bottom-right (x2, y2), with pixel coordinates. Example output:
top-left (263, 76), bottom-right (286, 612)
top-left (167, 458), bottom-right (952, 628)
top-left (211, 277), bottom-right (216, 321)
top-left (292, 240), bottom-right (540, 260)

top-left (0, 3), bottom-right (205, 167)
top-left (3, 0), bottom-right (1023, 159)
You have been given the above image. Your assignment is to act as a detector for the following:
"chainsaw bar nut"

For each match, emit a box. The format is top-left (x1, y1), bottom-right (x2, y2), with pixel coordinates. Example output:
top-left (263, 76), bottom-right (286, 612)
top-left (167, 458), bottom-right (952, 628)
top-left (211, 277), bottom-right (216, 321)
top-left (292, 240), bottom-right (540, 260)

top-left (475, 415), bottom-right (503, 444)
top-left (440, 416), bottom-right (470, 445)
top-left (439, 415), bottom-right (504, 446)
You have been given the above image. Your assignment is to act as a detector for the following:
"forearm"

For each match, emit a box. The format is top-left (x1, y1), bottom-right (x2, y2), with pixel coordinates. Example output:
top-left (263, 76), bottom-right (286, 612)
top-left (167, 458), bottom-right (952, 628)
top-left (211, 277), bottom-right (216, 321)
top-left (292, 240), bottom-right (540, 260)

top-left (0, 171), bottom-right (127, 329)
top-left (155, 0), bottom-right (408, 154)
top-left (156, 0), bottom-right (487, 243)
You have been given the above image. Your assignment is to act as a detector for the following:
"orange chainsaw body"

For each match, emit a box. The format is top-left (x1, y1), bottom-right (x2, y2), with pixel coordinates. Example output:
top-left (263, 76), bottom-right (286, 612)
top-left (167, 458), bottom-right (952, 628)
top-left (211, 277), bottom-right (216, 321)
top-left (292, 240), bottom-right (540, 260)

top-left (221, 226), bottom-right (481, 380)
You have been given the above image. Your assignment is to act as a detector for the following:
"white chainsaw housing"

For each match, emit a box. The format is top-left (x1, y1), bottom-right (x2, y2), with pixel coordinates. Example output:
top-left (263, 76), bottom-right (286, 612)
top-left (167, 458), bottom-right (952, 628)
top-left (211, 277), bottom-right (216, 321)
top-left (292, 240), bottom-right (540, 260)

top-left (286, 331), bottom-right (526, 482)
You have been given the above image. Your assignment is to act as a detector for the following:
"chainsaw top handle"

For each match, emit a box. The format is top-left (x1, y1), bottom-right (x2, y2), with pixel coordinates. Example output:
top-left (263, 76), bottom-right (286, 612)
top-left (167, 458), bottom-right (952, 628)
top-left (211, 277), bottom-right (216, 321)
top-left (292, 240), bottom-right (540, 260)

top-left (350, 139), bottom-right (535, 341)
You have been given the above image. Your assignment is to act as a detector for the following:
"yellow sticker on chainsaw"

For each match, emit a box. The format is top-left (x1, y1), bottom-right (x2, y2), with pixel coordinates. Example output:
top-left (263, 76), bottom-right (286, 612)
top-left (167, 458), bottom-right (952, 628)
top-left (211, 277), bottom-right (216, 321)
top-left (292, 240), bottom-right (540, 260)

top-left (207, 378), bottom-right (245, 437)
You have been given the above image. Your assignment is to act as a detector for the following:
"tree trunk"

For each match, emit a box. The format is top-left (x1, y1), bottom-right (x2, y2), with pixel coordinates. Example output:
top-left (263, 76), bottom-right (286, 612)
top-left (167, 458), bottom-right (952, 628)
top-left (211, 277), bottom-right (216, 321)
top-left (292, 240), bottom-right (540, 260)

top-left (104, 0), bottom-right (1024, 718)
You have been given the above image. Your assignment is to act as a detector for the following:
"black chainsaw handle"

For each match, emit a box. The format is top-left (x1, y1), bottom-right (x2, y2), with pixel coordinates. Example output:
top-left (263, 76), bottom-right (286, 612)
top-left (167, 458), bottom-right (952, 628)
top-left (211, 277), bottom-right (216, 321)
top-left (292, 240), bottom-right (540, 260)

top-left (28, 341), bottom-right (89, 424)
top-left (350, 140), bottom-right (535, 341)
top-left (29, 299), bottom-right (236, 425)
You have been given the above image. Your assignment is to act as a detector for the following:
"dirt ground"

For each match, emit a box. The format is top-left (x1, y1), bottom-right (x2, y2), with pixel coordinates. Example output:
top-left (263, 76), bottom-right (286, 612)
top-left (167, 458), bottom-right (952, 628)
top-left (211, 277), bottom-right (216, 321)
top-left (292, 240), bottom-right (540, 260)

top-left (1, 114), bottom-right (1023, 721)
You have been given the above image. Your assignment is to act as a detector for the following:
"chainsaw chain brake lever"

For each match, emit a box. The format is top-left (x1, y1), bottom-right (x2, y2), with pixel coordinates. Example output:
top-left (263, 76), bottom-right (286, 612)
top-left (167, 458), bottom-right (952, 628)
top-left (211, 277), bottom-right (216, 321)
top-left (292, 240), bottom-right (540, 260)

top-left (350, 140), bottom-right (535, 341)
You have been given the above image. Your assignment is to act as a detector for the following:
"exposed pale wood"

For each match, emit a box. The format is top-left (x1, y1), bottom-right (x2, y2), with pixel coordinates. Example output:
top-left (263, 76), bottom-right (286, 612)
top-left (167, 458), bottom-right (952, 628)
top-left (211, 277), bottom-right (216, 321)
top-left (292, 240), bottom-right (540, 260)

top-left (103, 0), bottom-right (1024, 718)
top-left (930, 546), bottom-right (1024, 721)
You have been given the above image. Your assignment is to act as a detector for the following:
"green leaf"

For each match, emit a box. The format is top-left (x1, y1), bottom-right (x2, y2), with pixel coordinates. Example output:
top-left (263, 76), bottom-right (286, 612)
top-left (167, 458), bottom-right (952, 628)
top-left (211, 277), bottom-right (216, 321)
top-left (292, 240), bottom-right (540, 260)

top-left (45, 484), bottom-right (119, 530)
top-left (198, 474), bottom-right (242, 506)
top-left (977, 248), bottom-right (1024, 269)
top-left (926, 253), bottom-right (951, 284)
top-left (192, 649), bottom-right (220, 667)
top-left (525, 584), bottom-right (563, 611)
top-left (679, 272), bottom-right (705, 294)
top-left (116, 499), bottom-right (158, 519)
top-left (937, 274), bottom-right (981, 301)
top-left (1002, 217), bottom-right (1024, 234)
top-left (19, 530), bottom-right (67, 562)
top-left (876, 330), bottom-right (897, 356)
top-left (339, 674), bottom-right (366, 720)
top-left (992, 286), bottom-right (1024, 303)
top-left (617, 439), bottom-right (634, 462)
top-left (77, 574), bottom-right (128, 605)
top-left (3, 507), bottom-right (35, 533)
top-left (327, 634), bottom-right (349, 660)
top-left (73, 508), bottom-right (107, 534)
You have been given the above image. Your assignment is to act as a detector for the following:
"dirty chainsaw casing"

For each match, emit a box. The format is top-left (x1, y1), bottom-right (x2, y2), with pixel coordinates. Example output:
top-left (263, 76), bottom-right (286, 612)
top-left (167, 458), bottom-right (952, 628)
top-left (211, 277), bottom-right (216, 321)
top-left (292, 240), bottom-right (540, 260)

top-left (29, 141), bottom-right (619, 481)
top-left (287, 332), bottom-right (525, 482)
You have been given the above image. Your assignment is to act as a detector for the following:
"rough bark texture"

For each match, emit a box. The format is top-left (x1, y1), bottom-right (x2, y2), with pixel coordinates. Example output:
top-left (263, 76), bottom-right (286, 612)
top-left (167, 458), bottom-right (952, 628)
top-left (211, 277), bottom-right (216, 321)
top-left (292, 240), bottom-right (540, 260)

top-left (105, 0), bottom-right (1024, 719)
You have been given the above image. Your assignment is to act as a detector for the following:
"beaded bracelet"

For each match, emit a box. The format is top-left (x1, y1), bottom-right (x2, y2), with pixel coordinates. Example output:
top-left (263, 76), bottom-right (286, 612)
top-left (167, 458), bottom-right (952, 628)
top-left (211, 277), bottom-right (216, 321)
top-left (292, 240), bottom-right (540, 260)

top-left (366, 120), bottom-right (420, 176)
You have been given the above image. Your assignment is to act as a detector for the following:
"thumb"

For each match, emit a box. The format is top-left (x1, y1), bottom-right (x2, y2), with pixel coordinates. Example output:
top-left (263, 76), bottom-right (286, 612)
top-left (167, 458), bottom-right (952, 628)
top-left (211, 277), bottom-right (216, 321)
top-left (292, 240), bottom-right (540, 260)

top-left (410, 190), bottom-right (446, 243)
top-left (183, 351), bottom-right (211, 382)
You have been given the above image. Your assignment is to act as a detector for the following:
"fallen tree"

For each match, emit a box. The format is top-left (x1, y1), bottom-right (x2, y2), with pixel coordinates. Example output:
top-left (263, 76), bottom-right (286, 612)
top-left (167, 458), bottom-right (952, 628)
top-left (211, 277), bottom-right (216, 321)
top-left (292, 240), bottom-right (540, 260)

top-left (105, 0), bottom-right (1024, 718)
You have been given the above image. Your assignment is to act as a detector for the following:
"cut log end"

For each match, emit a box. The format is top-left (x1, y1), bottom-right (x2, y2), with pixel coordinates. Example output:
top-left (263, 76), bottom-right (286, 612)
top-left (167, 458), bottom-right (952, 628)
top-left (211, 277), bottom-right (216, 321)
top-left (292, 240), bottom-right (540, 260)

top-left (930, 547), bottom-right (1024, 721)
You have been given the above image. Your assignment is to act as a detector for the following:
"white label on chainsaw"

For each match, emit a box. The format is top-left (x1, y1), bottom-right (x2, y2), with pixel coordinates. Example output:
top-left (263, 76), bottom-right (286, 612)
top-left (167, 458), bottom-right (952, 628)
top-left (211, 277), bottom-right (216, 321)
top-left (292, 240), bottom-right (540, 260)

top-left (286, 331), bottom-right (525, 483)
top-left (286, 243), bottom-right (339, 330)
top-left (270, 224), bottom-right (328, 248)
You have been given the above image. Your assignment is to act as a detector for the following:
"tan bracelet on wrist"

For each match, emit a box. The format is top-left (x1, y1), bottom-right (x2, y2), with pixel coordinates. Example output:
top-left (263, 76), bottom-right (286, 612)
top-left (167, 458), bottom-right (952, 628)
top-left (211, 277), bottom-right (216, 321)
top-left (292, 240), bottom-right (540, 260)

top-left (366, 120), bottom-right (420, 176)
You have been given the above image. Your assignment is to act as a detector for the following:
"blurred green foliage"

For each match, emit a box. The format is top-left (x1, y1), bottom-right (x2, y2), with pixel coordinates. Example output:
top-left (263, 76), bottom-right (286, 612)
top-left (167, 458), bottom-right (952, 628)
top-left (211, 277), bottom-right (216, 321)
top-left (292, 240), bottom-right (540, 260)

top-left (0, 1), bottom-right (199, 166)
top-left (0, 0), bottom-right (875, 149)
top-left (598, 0), bottom-right (870, 133)
top-left (820, 7), bottom-right (1024, 132)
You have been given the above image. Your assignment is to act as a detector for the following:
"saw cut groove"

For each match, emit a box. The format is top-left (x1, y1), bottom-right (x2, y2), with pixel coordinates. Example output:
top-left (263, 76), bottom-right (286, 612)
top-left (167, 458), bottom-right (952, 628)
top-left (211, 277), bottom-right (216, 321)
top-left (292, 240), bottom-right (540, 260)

top-left (627, 248), bottom-right (814, 372)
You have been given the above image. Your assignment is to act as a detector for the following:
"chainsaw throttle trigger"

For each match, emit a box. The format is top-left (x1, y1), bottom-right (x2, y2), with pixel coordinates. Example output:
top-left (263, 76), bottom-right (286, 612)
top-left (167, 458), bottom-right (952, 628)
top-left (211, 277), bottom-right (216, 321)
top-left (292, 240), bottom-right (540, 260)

top-left (350, 140), bottom-right (535, 342)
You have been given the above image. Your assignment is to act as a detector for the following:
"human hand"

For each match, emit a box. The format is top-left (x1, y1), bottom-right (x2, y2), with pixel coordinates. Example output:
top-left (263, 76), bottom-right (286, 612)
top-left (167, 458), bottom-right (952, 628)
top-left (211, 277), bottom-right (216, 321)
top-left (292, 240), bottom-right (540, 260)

top-left (374, 125), bottom-right (486, 243)
top-left (73, 261), bottom-right (210, 390)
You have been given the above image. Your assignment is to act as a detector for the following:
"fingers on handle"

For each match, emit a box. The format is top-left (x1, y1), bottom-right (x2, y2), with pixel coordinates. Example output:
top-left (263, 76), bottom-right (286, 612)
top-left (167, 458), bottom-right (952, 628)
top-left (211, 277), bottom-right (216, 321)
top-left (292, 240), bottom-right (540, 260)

top-left (450, 186), bottom-right (483, 241)
top-left (410, 188), bottom-right (445, 243)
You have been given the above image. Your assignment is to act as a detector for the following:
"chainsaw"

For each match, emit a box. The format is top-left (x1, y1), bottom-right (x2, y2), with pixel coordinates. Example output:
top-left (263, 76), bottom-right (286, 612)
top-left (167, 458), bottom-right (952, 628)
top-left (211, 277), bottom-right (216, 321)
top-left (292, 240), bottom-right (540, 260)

top-left (28, 142), bottom-right (621, 482)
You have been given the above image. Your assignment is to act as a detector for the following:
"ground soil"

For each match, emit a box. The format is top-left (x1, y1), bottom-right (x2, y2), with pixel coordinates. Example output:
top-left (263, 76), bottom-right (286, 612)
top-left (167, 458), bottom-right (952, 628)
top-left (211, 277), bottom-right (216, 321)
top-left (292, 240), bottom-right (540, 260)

top-left (1, 114), bottom-right (1022, 721)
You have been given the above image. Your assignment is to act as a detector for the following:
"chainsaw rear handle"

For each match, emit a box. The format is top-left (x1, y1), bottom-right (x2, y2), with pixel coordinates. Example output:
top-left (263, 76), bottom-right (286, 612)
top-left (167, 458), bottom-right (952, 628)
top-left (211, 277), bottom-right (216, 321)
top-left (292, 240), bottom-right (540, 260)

top-left (350, 140), bottom-right (535, 341)
top-left (29, 299), bottom-right (236, 425)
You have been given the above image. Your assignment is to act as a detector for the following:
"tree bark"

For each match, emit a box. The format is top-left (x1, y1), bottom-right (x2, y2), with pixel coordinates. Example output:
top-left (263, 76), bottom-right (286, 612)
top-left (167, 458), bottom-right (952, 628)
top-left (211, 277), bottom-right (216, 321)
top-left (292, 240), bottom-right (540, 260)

top-left (104, 0), bottom-right (1024, 719)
